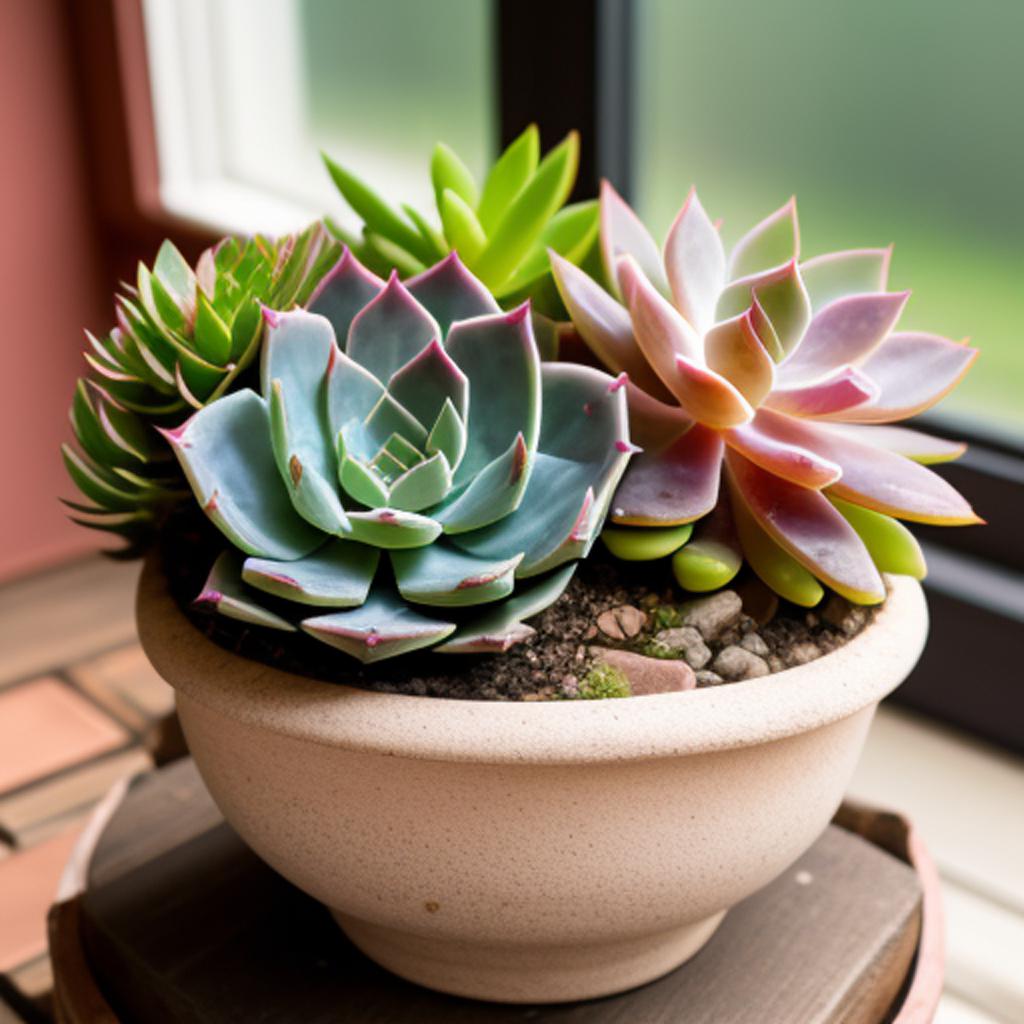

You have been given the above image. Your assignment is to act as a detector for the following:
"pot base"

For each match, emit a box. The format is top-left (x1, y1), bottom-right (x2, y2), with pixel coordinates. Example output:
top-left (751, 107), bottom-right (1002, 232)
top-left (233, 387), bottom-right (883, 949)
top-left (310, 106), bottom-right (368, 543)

top-left (333, 909), bottom-right (727, 1004)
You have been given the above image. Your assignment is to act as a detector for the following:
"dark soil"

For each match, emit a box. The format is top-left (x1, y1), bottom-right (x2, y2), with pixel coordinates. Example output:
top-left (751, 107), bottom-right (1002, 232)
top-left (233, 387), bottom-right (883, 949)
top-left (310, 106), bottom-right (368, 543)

top-left (162, 511), bottom-right (878, 701)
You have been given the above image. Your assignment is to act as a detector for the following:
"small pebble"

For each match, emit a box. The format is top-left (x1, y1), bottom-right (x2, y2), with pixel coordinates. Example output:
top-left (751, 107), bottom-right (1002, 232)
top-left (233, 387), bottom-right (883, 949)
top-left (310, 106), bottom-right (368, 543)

top-left (740, 632), bottom-right (769, 657)
top-left (805, 612), bottom-right (820, 628)
top-left (821, 594), bottom-right (870, 637)
top-left (786, 641), bottom-right (822, 667)
top-left (695, 670), bottom-right (724, 687)
top-left (768, 655), bottom-right (786, 673)
top-left (583, 625), bottom-right (598, 640)
top-left (653, 626), bottom-right (712, 669)
top-left (678, 591), bottom-right (743, 641)
top-left (712, 645), bottom-right (770, 681)
top-left (560, 674), bottom-right (580, 698)
top-left (591, 647), bottom-right (696, 695)
top-left (596, 604), bottom-right (648, 640)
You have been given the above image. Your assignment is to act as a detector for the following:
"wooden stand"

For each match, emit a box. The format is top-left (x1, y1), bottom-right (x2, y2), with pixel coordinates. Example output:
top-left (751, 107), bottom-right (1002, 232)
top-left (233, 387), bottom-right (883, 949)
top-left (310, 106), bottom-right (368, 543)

top-left (48, 759), bottom-right (944, 1023)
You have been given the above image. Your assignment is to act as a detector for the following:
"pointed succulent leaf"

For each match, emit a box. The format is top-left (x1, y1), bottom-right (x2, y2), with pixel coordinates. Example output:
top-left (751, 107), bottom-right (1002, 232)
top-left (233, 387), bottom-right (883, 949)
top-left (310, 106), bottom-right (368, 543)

top-left (801, 248), bottom-right (892, 311)
top-left (346, 272), bottom-right (440, 382)
top-left (401, 203), bottom-right (449, 263)
top-left (306, 248), bottom-right (384, 344)
top-left (835, 332), bottom-right (980, 423)
top-left (496, 200), bottom-right (600, 298)
top-left (671, 355), bottom-right (754, 429)
top-left (434, 432), bottom-right (530, 533)
top-left (822, 423), bottom-right (965, 465)
top-left (242, 540), bottom-right (379, 607)
top-left (444, 305), bottom-right (541, 484)
top-left (388, 338), bottom-right (468, 428)
top-left (153, 239), bottom-right (196, 312)
top-left (438, 188), bottom-right (487, 266)
top-left (192, 291), bottom-right (233, 365)
top-left (828, 496), bottom-right (926, 579)
top-left (431, 141), bottom-right (479, 211)
top-left (391, 543), bottom-right (523, 607)
top-left (728, 198), bottom-right (800, 280)
top-left (387, 451), bottom-right (453, 512)
top-left (611, 422), bottom-right (722, 525)
top-left (780, 292), bottom-right (909, 384)
top-left (600, 180), bottom-right (668, 298)
top-left (436, 564), bottom-right (576, 653)
top-left (337, 434), bottom-right (391, 508)
top-left (344, 508), bottom-right (443, 549)
top-left (476, 123), bottom-right (540, 234)
top-left (322, 153), bottom-right (435, 265)
top-left (361, 391), bottom-right (428, 458)
top-left (664, 188), bottom-right (726, 334)
top-left (302, 583), bottom-right (455, 663)
top-left (362, 232), bottom-right (425, 277)
top-left (405, 252), bottom-right (500, 335)
top-left (425, 397), bottom-right (468, 471)
top-left (765, 365), bottom-right (878, 418)
top-left (452, 364), bottom-right (631, 575)
top-left (195, 551), bottom-right (296, 631)
top-left (729, 487), bottom-right (825, 607)
top-left (61, 445), bottom-right (138, 511)
top-left (717, 260), bottom-right (811, 356)
top-left (473, 132), bottom-right (579, 290)
top-left (602, 522), bottom-right (693, 561)
top-left (724, 411), bottom-right (841, 489)
top-left (326, 347), bottom-right (387, 451)
top-left (137, 262), bottom-right (187, 336)
top-left (725, 448), bottom-right (885, 604)
top-left (704, 310), bottom-right (775, 407)
top-left (164, 390), bottom-right (321, 559)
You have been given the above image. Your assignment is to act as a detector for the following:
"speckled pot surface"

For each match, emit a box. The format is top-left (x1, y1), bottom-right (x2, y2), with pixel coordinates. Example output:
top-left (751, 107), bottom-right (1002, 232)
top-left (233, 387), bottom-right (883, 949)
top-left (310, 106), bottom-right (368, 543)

top-left (137, 558), bottom-right (928, 1004)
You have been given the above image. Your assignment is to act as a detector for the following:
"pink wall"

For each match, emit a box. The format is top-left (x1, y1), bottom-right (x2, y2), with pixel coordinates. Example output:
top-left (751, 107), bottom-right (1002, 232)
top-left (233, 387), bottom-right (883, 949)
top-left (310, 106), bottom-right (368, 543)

top-left (0, 1), bottom-right (112, 580)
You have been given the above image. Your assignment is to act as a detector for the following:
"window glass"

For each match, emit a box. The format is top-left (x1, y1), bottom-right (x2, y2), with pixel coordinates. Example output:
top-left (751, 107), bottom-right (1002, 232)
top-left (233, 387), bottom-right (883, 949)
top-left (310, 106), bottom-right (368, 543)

top-left (634, 0), bottom-right (1024, 431)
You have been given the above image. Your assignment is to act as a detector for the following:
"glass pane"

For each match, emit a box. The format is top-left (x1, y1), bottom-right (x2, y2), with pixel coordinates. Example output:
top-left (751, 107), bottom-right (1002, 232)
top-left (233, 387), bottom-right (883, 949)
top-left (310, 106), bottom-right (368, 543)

top-left (634, 0), bottom-right (1024, 431)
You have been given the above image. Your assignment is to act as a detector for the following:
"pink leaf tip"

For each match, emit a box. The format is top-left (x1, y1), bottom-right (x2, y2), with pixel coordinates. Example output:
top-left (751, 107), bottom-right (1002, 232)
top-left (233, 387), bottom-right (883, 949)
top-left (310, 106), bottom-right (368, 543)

top-left (261, 306), bottom-right (281, 328)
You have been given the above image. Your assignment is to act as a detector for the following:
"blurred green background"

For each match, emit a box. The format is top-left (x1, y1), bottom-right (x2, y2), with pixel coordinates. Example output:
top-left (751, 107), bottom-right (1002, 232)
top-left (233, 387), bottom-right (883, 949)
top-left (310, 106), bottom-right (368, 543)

top-left (636, 0), bottom-right (1024, 431)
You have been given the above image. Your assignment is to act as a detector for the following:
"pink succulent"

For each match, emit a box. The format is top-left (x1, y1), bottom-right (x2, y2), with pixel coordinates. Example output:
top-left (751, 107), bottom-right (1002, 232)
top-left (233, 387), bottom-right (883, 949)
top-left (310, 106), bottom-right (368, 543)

top-left (550, 183), bottom-right (980, 604)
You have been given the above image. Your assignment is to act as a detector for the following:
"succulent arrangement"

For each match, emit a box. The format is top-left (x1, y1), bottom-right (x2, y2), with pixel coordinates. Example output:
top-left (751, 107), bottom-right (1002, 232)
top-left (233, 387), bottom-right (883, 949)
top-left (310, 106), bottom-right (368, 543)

top-left (64, 130), bottom-right (982, 673)
top-left (63, 224), bottom-right (340, 551)
top-left (162, 251), bottom-right (631, 662)
top-left (551, 184), bottom-right (980, 606)
top-left (323, 125), bottom-right (599, 320)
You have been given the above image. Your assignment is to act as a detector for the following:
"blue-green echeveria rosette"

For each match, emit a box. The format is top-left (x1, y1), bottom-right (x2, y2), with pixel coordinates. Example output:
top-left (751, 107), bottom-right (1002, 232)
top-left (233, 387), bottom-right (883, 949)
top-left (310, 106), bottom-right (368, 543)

top-left (163, 250), bottom-right (633, 663)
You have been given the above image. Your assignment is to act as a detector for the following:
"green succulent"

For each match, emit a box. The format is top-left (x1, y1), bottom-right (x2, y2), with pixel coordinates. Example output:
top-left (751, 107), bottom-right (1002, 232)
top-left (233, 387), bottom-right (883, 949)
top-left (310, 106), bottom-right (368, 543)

top-left (323, 125), bottom-right (600, 320)
top-left (62, 223), bottom-right (342, 552)
top-left (164, 250), bottom-right (633, 663)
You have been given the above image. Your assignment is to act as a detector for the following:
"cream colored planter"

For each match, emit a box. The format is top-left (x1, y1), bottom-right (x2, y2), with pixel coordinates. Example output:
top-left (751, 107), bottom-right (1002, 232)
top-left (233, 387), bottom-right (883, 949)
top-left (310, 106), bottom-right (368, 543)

top-left (137, 558), bottom-right (928, 1004)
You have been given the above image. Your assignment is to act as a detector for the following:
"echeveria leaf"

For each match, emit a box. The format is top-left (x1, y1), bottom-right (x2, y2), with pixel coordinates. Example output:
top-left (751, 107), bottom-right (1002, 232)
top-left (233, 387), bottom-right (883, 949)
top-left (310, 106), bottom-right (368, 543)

top-left (801, 248), bottom-right (892, 311)
top-left (821, 423), bottom-right (966, 465)
top-left (192, 291), bottom-right (233, 366)
top-left (717, 260), bottom-right (811, 356)
top-left (434, 433), bottom-right (531, 534)
top-left (163, 389), bottom-right (321, 560)
top-left (344, 508), bottom-right (443, 549)
top-left (672, 538), bottom-right (742, 592)
top-left (436, 563), bottom-right (576, 653)
top-left (196, 550), bottom-right (296, 631)
top-left (704, 310), bottom-right (775, 408)
top-left (445, 306), bottom-right (541, 484)
top-left (663, 188), bottom-right (726, 335)
top-left (302, 583), bottom-right (455, 663)
top-left (387, 451), bottom-right (453, 512)
top-left (405, 252), bottom-right (501, 335)
top-left (388, 338), bottom-right (469, 429)
top-left (242, 540), bottom-right (380, 607)
top-left (391, 543), bottom-right (522, 607)
top-left (346, 273), bottom-right (440, 383)
top-left (476, 123), bottom-right (540, 234)
top-left (425, 397), bottom-right (468, 471)
top-left (306, 248), bottom-right (384, 345)
top-left (600, 179), bottom-right (668, 298)
top-left (766, 366), bottom-right (878, 418)
top-left (728, 198), bottom-right (800, 280)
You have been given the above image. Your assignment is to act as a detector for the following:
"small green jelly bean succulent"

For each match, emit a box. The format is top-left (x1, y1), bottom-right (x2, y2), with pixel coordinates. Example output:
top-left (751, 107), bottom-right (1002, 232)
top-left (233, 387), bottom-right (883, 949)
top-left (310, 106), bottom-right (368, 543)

top-left (323, 125), bottom-right (600, 319)
top-left (164, 250), bottom-right (633, 662)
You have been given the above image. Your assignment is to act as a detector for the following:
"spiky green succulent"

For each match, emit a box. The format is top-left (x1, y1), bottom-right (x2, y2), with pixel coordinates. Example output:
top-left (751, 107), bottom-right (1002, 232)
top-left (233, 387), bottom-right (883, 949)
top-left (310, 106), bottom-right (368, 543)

top-left (164, 250), bottom-right (632, 662)
top-left (62, 224), bottom-right (342, 552)
top-left (323, 125), bottom-right (599, 320)
top-left (552, 184), bottom-right (980, 606)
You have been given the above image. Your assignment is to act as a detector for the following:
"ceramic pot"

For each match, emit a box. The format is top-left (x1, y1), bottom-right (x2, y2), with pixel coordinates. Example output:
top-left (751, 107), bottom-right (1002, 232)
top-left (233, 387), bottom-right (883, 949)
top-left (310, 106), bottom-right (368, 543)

top-left (137, 557), bottom-right (928, 1004)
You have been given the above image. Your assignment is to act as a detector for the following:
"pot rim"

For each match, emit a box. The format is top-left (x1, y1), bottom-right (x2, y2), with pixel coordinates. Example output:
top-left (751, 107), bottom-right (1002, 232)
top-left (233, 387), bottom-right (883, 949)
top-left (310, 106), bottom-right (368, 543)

top-left (137, 555), bottom-right (928, 765)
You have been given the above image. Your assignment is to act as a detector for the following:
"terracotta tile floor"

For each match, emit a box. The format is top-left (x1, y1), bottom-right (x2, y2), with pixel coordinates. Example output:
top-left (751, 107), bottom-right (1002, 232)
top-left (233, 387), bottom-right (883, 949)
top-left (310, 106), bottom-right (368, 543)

top-left (0, 556), bottom-right (168, 1021)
